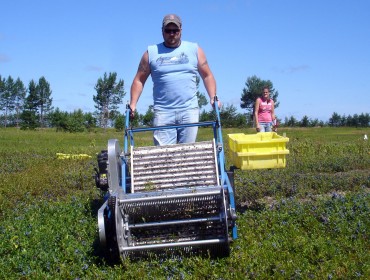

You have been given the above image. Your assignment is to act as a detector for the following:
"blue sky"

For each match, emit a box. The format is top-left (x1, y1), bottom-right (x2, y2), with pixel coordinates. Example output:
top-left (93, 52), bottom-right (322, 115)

top-left (2, 0), bottom-right (369, 121)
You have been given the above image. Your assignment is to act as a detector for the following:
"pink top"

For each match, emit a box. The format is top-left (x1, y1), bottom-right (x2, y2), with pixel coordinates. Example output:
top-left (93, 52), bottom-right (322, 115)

top-left (257, 97), bottom-right (273, 122)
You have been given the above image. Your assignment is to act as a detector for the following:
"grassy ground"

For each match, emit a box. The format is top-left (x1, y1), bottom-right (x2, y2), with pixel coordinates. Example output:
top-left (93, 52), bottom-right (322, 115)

top-left (0, 126), bottom-right (369, 279)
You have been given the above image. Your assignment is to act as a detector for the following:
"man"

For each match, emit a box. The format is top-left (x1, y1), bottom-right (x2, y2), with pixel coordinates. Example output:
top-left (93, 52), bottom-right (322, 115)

top-left (129, 14), bottom-right (218, 145)
top-left (254, 86), bottom-right (276, 132)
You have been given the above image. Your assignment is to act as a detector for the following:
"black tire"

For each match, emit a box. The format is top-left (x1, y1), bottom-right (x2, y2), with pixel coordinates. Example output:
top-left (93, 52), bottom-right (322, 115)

top-left (104, 196), bottom-right (120, 262)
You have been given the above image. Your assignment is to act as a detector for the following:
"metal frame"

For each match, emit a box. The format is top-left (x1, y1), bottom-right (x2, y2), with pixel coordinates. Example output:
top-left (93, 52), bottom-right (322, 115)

top-left (98, 97), bottom-right (237, 259)
top-left (120, 98), bottom-right (237, 239)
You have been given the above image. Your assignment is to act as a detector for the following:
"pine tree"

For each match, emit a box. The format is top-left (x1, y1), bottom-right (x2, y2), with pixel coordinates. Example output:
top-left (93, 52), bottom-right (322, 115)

top-left (93, 72), bottom-right (125, 129)
top-left (37, 77), bottom-right (53, 127)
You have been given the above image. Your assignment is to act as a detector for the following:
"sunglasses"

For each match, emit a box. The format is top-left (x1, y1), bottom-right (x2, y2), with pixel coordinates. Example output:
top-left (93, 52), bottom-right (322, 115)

top-left (164, 29), bottom-right (180, 34)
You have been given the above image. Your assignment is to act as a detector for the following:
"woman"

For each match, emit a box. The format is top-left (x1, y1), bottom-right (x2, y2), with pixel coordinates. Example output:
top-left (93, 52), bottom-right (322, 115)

top-left (254, 86), bottom-right (276, 132)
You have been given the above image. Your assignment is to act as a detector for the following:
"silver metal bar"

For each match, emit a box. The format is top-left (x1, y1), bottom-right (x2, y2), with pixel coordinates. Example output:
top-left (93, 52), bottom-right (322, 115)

top-left (119, 189), bottom-right (221, 203)
top-left (133, 141), bottom-right (213, 154)
top-left (133, 180), bottom-right (218, 190)
top-left (133, 170), bottom-right (216, 181)
top-left (129, 216), bottom-right (221, 228)
top-left (133, 162), bottom-right (215, 173)
top-left (130, 145), bottom-right (135, 193)
top-left (212, 138), bottom-right (220, 185)
top-left (121, 238), bottom-right (227, 251)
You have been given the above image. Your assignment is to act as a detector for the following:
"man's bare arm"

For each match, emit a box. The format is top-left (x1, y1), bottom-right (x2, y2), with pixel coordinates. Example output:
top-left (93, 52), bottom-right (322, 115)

top-left (197, 47), bottom-right (220, 107)
top-left (130, 51), bottom-right (151, 115)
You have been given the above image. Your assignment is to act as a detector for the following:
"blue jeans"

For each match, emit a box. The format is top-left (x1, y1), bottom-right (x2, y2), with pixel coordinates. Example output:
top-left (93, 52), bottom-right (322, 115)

top-left (153, 108), bottom-right (199, 146)
top-left (259, 122), bottom-right (273, 132)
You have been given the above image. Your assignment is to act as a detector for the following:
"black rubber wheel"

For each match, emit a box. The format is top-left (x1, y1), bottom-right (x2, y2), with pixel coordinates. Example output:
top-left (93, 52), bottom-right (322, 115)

top-left (104, 196), bottom-right (120, 262)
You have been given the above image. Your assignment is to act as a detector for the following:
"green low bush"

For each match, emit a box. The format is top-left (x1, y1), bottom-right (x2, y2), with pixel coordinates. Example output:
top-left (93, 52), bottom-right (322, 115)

top-left (0, 127), bottom-right (369, 279)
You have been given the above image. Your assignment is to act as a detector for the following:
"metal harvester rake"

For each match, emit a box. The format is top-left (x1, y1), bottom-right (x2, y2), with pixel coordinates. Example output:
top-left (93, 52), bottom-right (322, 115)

top-left (94, 97), bottom-right (237, 260)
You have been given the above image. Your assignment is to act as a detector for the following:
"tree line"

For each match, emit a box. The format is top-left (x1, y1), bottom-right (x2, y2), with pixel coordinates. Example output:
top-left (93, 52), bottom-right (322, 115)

top-left (0, 73), bottom-right (369, 132)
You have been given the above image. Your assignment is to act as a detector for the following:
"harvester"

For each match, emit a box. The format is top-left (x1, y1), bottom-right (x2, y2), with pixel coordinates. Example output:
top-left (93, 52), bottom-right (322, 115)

top-left (94, 98), bottom-right (237, 260)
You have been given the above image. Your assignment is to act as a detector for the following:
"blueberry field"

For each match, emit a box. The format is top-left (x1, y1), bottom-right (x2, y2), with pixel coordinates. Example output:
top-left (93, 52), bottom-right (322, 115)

top-left (0, 127), bottom-right (369, 279)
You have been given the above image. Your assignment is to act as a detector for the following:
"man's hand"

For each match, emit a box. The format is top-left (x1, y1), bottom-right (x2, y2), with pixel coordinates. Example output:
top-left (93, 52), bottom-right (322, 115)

top-left (130, 110), bottom-right (135, 120)
top-left (129, 104), bottom-right (136, 120)
top-left (210, 97), bottom-right (222, 109)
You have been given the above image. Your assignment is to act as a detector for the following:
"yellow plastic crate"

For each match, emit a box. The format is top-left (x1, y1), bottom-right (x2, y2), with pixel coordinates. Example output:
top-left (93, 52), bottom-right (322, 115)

top-left (227, 132), bottom-right (289, 170)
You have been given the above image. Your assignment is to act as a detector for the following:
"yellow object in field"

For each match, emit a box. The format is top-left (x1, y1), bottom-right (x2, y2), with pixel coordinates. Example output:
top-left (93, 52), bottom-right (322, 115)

top-left (56, 153), bottom-right (92, 160)
top-left (227, 132), bottom-right (289, 170)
